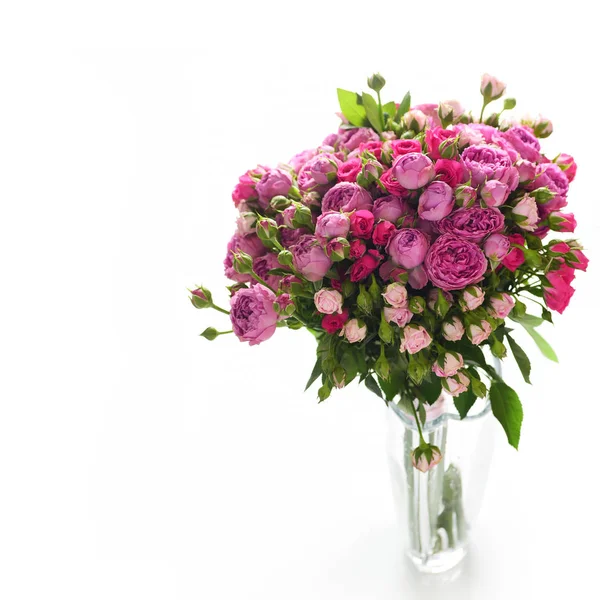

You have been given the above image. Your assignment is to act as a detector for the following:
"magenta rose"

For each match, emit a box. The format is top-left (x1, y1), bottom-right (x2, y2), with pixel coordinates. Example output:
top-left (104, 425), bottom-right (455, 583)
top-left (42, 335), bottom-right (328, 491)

top-left (301, 153), bottom-right (340, 185)
top-left (321, 182), bottom-right (373, 213)
top-left (337, 158), bottom-right (362, 182)
top-left (555, 153), bottom-right (577, 182)
top-left (252, 253), bottom-right (283, 290)
top-left (372, 220), bottom-right (396, 246)
top-left (418, 181), bottom-right (455, 221)
top-left (379, 169), bottom-right (406, 196)
top-left (461, 145), bottom-right (518, 189)
top-left (434, 159), bottom-right (465, 188)
top-left (230, 284), bottom-right (278, 346)
top-left (232, 172), bottom-right (257, 207)
top-left (391, 139), bottom-right (422, 158)
top-left (315, 212), bottom-right (351, 244)
top-left (355, 140), bottom-right (383, 160)
top-left (350, 210), bottom-right (375, 239)
top-left (544, 270), bottom-right (575, 314)
top-left (340, 127), bottom-right (380, 151)
top-left (502, 126), bottom-right (541, 162)
top-left (438, 207), bottom-right (505, 243)
top-left (224, 233), bottom-right (266, 282)
top-left (480, 180), bottom-right (509, 207)
top-left (255, 168), bottom-right (292, 209)
top-left (551, 212), bottom-right (577, 233)
top-left (372, 195), bottom-right (406, 223)
top-left (425, 127), bottom-right (459, 160)
top-left (483, 233), bottom-right (511, 261)
top-left (392, 152), bottom-right (436, 189)
top-left (424, 234), bottom-right (488, 291)
top-left (530, 163), bottom-right (569, 212)
top-left (386, 228), bottom-right (429, 269)
top-left (408, 265), bottom-right (428, 289)
top-left (350, 249), bottom-right (382, 282)
top-left (280, 227), bottom-right (306, 248)
top-left (291, 235), bottom-right (332, 282)
top-left (502, 234), bottom-right (526, 272)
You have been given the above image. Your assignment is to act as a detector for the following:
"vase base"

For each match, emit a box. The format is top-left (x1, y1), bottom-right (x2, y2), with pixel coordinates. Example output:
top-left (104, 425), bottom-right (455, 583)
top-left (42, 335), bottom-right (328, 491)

top-left (406, 545), bottom-right (467, 574)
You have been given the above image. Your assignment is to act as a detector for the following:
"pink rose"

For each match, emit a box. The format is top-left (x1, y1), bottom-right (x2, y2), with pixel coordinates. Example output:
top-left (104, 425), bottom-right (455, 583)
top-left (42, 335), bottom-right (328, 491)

top-left (488, 293), bottom-right (515, 319)
top-left (544, 270), bottom-right (575, 314)
top-left (502, 234), bottom-right (526, 272)
top-left (302, 153), bottom-right (340, 185)
top-left (438, 207), bottom-right (505, 242)
top-left (255, 168), bottom-right (293, 209)
top-left (408, 265), bottom-right (428, 289)
top-left (291, 235), bottom-right (332, 282)
top-left (343, 318), bottom-right (367, 343)
top-left (382, 282), bottom-right (408, 308)
top-left (321, 182), bottom-right (373, 213)
top-left (349, 239), bottom-right (366, 259)
top-left (502, 126), bottom-right (541, 163)
top-left (434, 159), bottom-right (465, 188)
top-left (512, 194), bottom-right (539, 232)
top-left (386, 228), bottom-right (429, 269)
top-left (432, 352), bottom-right (464, 378)
top-left (412, 445), bottom-right (443, 473)
top-left (350, 210), bottom-right (375, 239)
top-left (253, 253), bottom-right (284, 290)
top-left (372, 195), bottom-right (406, 223)
top-left (550, 212), bottom-right (577, 233)
top-left (454, 185), bottom-right (477, 208)
top-left (337, 158), bottom-right (362, 182)
top-left (391, 139), bottom-right (422, 158)
top-left (459, 286), bottom-right (485, 311)
top-left (314, 288), bottom-right (343, 314)
top-left (424, 234), bottom-right (488, 291)
top-left (481, 73), bottom-right (506, 99)
top-left (484, 233), bottom-right (511, 262)
top-left (400, 325), bottom-right (432, 354)
top-left (442, 316), bottom-right (465, 342)
top-left (340, 128), bottom-right (380, 152)
top-left (372, 220), bottom-right (396, 246)
top-left (350, 249), bottom-right (382, 282)
top-left (322, 308), bottom-right (349, 334)
top-left (441, 371), bottom-right (471, 397)
top-left (230, 284), bottom-right (278, 346)
top-left (467, 321), bottom-right (493, 345)
top-left (224, 233), bottom-right (267, 283)
top-left (516, 159), bottom-right (536, 183)
top-left (425, 127), bottom-right (459, 160)
top-left (555, 153), bottom-right (577, 182)
top-left (315, 212), bottom-right (351, 244)
top-left (480, 180), bottom-right (510, 207)
top-left (461, 145), bottom-right (518, 189)
top-left (418, 181), bottom-right (455, 221)
top-left (379, 169), bottom-right (406, 196)
top-left (392, 152), bottom-right (435, 190)
top-left (383, 307), bottom-right (413, 327)
top-left (288, 148), bottom-right (317, 172)
top-left (403, 109), bottom-right (428, 131)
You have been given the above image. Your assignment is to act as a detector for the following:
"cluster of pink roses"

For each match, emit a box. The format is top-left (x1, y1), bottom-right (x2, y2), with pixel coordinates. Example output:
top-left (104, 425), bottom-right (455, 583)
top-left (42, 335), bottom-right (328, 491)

top-left (193, 74), bottom-right (587, 471)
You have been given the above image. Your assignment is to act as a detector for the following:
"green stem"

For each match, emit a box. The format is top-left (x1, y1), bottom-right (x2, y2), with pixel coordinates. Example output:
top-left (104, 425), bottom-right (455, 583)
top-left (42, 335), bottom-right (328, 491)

top-left (217, 330), bottom-right (233, 336)
top-left (250, 272), bottom-right (276, 292)
top-left (377, 90), bottom-right (384, 128)
top-left (211, 304), bottom-right (230, 315)
top-left (409, 397), bottom-right (426, 446)
top-left (479, 99), bottom-right (489, 123)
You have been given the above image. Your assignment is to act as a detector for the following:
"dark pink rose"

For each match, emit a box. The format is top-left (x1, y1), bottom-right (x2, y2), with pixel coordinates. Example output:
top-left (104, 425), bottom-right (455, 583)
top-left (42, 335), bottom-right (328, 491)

top-left (356, 141), bottom-right (383, 160)
top-left (391, 139), bottom-right (422, 158)
top-left (434, 159), bottom-right (465, 188)
top-left (340, 128), bottom-right (380, 151)
top-left (501, 234), bottom-right (526, 272)
top-left (322, 308), bottom-right (349, 334)
top-left (551, 242), bottom-right (589, 272)
top-left (544, 270), bottom-right (575, 314)
top-left (461, 145), bottom-right (518, 189)
top-left (288, 149), bottom-right (317, 173)
top-left (232, 175), bottom-right (256, 207)
top-left (224, 233), bottom-right (266, 282)
top-left (372, 220), bottom-right (396, 246)
top-left (315, 212), bottom-right (351, 244)
top-left (350, 210), bottom-right (375, 239)
top-left (230, 284), bottom-right (278, 345)
top-left (418, 181), bottom-right (455, 221)
top-left (555, 153), bottom-right (577, 182)
top-left (379, 168), bottom-right (407, 196)
top-left (337, 158), bottom-right (362, 182)
top-left (424, 234), bottom-right (488, 291)
top-left (321, 182), bottom-right (373, 213)
top-left (502, 126), bottom-right (541, 162)
top-left (291, 235), bottom-right (332, 282)
top-left (425, 127), bottom-right (459, 160)
top-left (438, 207), bottom-right (505, 243)
top-left (550, 212), bottom-right (577, 233)
top-left (349, 238), bottom-right (367, 259)
top-left (386, 228), bottom-right (429, 269)
top-left (373, 194), bottom-right (406, 222)
top-left (350, 249), bottom-right (382, 282)
top-left (255, 168), bottom-right (292, 209)
top-left (252, 253), bottom-right (283, 290)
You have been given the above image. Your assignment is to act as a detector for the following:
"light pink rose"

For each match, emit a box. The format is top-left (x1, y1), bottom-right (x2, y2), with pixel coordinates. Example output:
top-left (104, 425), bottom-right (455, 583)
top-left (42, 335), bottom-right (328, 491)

top-left (403, 109), bottom-right (427, 131)
top-left (315, 212), bottom-right (351, 244)
top-left (459, 286), bottom-right (485, 312)
top-left (441, 371), bottom-right (471, 396)
top-left (400, 325), bottom-right (432, 354)
top-left (484, 233), bottom-right (511, 262)
top-left (412, 446), bottom-right (442, 473)
top-left (343, 318), bottom-right (367, 343)
top-left (480, 73), bottom-right (506, 99)
top-left (468, 321), bottom-right (493, 345)
top-left (382, 283), bottom-right (408, 308)
top-left (383, 307), bottom-right (413, 327)
top-left (488, 293), bottom-right (515, 319)
top-left (516, 159), bottom-right (536, 182)
top-left (391, 153), bottom-right (435, 190)
top-left (512, 194), bottom-right (539, 231)
top-left (432, 352), bottom-right (464, 378)
top-left (418, 181), bottom-right (455, 221)
top-left (481, 180), bottom-right (509, 207)
top-left (314, 288), bottom-right (343, 314)
top-left (442, 316), bottom-right (465, 341)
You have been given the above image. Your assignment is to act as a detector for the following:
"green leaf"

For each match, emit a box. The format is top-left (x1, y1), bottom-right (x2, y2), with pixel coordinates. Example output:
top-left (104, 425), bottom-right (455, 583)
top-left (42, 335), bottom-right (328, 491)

top-left (503, 98), bottom-right (517, 110)
top-left (382, 101), bottom-right (396, 118)
top-left (337, 89), bottom-right (368, 127)
top-left (454, 388), bottom-right (477, 419)
top-left (394, 91), bottom-right (411, 123)
top-left (541, 307), bottom-right (553, 323)
top-left (510, 313), bottom-right (544, 328)
top-left (365, 374), bottom-right (384, 401)
top-left (361, 92), bottom-right (383, 133)
top-left (318, 382), bottom-right (332, 403)
top-left (417, 376), bottom-right (442, 405)
top-left (506, 334), bottom-right (532, 384)
top-left (521, 323), bottom-right (558, 363)
top-left (305, 358), bottom-right (322, 391)
top-left (490, 381), bottom-right (523, 449)
top-left (268, 268), bottom-right (292, 277)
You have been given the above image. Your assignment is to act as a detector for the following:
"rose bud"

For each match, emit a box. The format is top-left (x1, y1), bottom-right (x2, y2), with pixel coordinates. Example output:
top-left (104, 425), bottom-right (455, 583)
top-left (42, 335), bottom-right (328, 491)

top-left (373, 195), bottom-right (407, 223)
top-left (349, 238), bottom-right (367, 259)
top-left (382, 282), bottom-right (408, 308)
top-left (454, 185), bottom-right (477, 208)
top-left (441, 371), bottom-right (471, 396)
top-left (383, 307), bottom-right (413, 327)
top-left (359, 159), bottom-right (383, 185)
top-left (459, 286), bottom-right (485, 312)
top-left (326, 237), bottom-right (350, 262)
top-left (480, 180), bottom-right (509, 208)
top-left (432, 352), bottom-right (464, 378)
top-left (484, 233), bottom-right (511, 262)
top-left (418, 181), bottom-right (455, 221)
top-left (256, 168), bottom-right (292, 209)
top-left (532, 115), bottom-right (553, 138)
top-left (501, 234), bottom-right (526, 272)
top-left (314, 288), bottom-right (343, 315)
top-left (332, 366), bottom-right (346, 389)
top-left (273, 293), bottom-right (295, 318)
top-left (403, 109), bottom-right (428, 132)
top-left (409, 296), bottom-right (426, 314)
top-left (190, 287), bottom-right (212, 309)
top-left (480, 73), bottom-right (506, 100)
top-left (549, 212), bottom-right (577, 233)
top-left (236, 212), bottom-right (258, 235)
top-left (442, 316), bottom-right (465, 341)
top-left (372, 220), bottom-right (396, 246)
top-left (387, 228), bottom-right (429, 269)
top-left (232, 251), bottom-right (255, 275)
top-left (467, 321), bottom-right (493, 345)
top-left (270, 195), bottom-right (291, 211)
top-left (516, 159), bottom-right (536, 183)
top-left (367, 72), bottom-right (386, 92)
top-left (306, 153), bottom-right (341, 184)
top-left (400, 325), bottom-right (432, 354)
top-left (554, 153), bottom-right (577, 182)
top-left (256, 218), bottom-right (280, 244)
top-left (357, 285), bottom-right (374, 314)
top-left (392, 152), bottom-right (435, 190)
top-left (350, 210), bottom-right (375, 239)
top-left (315, 212), bottom-right (351, 244)
top-left (290, 203), bottom-right (314, 229)
top-left (291, 235), bottom-right (333, 282)
top-left (512, 194), bottom-right (539, 232)
top-left (350, 249), bottom-right (382, 282)
top-left (322, 308), bottom-right (349, 334)
top-left (343, 318), bottom-right (367, 343)
top-left (411, 444), bottom-right (443, 473)
top-left (488, 292), bottom-right (515, 319)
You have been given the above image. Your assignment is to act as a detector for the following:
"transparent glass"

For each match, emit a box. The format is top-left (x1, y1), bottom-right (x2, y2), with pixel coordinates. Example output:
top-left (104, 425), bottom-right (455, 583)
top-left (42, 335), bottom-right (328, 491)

top-left (386, 367), bottom-right (499, 574)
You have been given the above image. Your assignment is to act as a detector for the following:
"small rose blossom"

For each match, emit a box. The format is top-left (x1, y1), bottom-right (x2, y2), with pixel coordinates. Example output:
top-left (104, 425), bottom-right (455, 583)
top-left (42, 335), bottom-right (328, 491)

top-left (392, 152), bottom-right (435, 190)
top-left (425, 127), bottom-right (459, 160)
top-left (400, 325), bottom-right (432, 354)
top-left (349, 239), bottom-right (366, 259)
top-left (432, 353), bottom-right (464, 378)
top-left (480, 180), bottom-right (510, 207)
top-left (427, 288), bottom-right (453, 311)
top-left (484, 233), bottom-right (511, 262)
top-left (350, 249), bottom-right (382, 282)
top-left (315, 212), bottom-right (351, 244)
top-left (442, 371), bottom-right (471, 397)
top-left (512, 194), bottom-right (539, 232)
top-left (337, 158), bottom-right (362, 182)
top-left (516, 159), bottom-right (537, 182)
top-left (442, 316), bottom-right (465, 341)
top-left (480, 73), bottom-right (506, 99)
top-left (382, 283), bottom-right (408, 308)
top-left (488, 293), bottom-right (515, 319)
top-left (551, 212), bottom-right (577, 233)
top-left (412, 446), bottom-right (443, 473)
top-left (502, 234), bottom-right (526, 272)
top-left (460, 286), bottom-right (485, 311)
top-left (291, 235), bottom-right (333, 282)
top-left (543, 270), bottom-right (575, 314)
top-left (350, 210), bottom-right (375, 239)
top-left (379, 169), bottom-right (406, 196)
top-left (314, 288), bottom-right (343, 314)
top-left (391, 139), bottom-right (422, 158)
top-left (434, 159), bottom-right (465, 188)
top-left (321, 182), bottom-right (373, 213)
top-left (255, 168), bottom-right (293, 209)
top-left (383, 307), bottom-right (413, 327)
top-left (403, 109), bottom-right (428, 131)
top-left (372, 195), bottom-right (406, 223)
top-left (555, 153), bottom-right (577, 182)
top-left (343, 318), bottom-right (367, 343)
top-left (468, 321), bottom-right (493, 345)
top-left (322, 309), bottom-right (349, 334)
top-left (386, 228), bottom-right (429, 269)
top-left (418, 181), bottom-right (455, 221)
top-left (372, 220), bottom-right (396, 246)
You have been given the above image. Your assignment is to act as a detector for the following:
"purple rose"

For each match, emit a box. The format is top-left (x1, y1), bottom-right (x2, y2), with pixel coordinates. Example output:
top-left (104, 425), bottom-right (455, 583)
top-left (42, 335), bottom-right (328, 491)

top-left (424, 234), bottom-right (488, 291)
top-left (302, 153), bottom-right (341, 185)
top-left (418, 181), bottom-right (454, 221)
top-left (315, 212), bottom-right (351, 244)
top-left (461, 145), bottom-right (518, 189)
top-left (280, 227), bottom-right (306, 248)
top-left (391, 152), bottom-right (435, 190)
top-left (530, 163), bottom-right (569, 212)
top-left (483, 233), bottom-right (511, 261)
top-left (230, 284), bottom-right (278, 346)
top-left (321, 182), bottom-right (373, 214)
top-left (224, 233), bottom-right (266, 282)
top-left (373, 195), bottom-right (407, 223)
top-left (386, 228), bottom-right (429, 269)
top-left (339, 127), bottom-right (380, 151)
top-left (408, 264), bottom-right (428, 289)
top-left (291, 235), bottom-right (333, 281)
top-left (438, 207), bottom-right (505, 243)
top-left (253, 253), bottom-right (283, 291)
top-left (288, 149), bottom-right (317, 173)
top-left (502, 126), bottom-right (541, 163)
top-left (255, 168), bottom-right (292, 209)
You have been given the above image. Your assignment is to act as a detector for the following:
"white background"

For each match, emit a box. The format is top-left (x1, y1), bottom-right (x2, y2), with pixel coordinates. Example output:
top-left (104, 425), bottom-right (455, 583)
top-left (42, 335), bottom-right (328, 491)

top-left (1, 1), bottom-right (600, 598)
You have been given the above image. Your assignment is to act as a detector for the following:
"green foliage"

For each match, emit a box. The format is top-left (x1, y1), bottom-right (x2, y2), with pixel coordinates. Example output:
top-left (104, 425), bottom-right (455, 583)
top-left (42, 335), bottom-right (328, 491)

top-left (454, 388), bottom-right (477, 419)
top-left (394, 92), bottom-right (411, 123)
top-left (336, 89), bottom-right (368, 127)
top-left (361, 92), bottom-right (383, 133)
top-left (490, 381), bottom-right (523, 449)
top-left (506, 334), bottom-right (532, 384)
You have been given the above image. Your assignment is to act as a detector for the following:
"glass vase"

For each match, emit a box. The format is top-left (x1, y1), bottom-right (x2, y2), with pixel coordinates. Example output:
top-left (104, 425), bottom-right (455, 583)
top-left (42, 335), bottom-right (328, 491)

top-left (386, 388), bottom-right (496, 574)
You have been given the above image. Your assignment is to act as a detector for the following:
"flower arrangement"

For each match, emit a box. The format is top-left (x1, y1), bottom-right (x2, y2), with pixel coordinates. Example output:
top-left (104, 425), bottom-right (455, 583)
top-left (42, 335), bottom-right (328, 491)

top-left (191, 74), bottom-right (587, 471)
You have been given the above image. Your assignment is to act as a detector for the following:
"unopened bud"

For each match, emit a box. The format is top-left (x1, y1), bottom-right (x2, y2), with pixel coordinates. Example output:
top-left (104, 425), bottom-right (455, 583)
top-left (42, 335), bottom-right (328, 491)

top-left (367, 73), bottom-right (386, 93)
top-left (190, 287), bottom-right (212, 309)
top-left (409, 296), bottom-right (426, 314)
top-left (200, 327), bottom-right (218, 341)
top-left (232, 251), bottom-right (254, 274)
top-left (411, 443), bottom-right (442, 472)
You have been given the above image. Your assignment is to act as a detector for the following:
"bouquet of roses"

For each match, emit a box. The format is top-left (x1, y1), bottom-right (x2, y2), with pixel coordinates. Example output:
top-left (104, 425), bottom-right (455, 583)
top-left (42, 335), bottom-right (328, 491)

top-left (191, 74), bottom-right (587, 471)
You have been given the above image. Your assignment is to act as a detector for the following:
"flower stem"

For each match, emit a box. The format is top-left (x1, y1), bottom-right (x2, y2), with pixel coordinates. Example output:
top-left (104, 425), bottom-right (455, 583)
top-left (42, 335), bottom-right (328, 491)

top-left (377, 90), bottom-right (384, 128)
top-left (250, 272), bottom-right (275, 292)
top-left (479, 100), bottom-right (489, 123)
top-left (211, 304), bottom-right (230, 315)
top-left (409, 397), bottom-right (426, 446)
